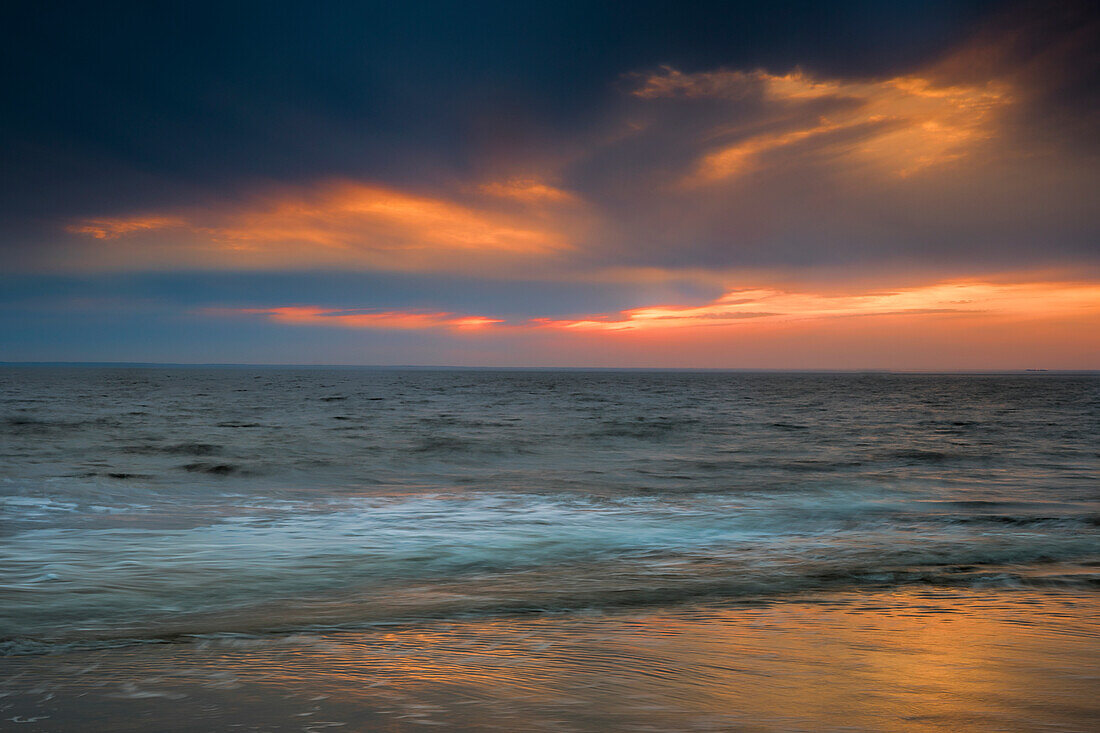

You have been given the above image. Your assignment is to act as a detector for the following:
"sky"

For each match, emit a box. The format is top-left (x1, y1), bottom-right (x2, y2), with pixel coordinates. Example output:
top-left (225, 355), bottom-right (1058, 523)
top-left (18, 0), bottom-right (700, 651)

top-left (1, 1), bottom-right (1098, 369)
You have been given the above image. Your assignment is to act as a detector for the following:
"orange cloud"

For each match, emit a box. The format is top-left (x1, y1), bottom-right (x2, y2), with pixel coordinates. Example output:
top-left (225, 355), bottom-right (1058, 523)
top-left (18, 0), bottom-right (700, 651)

top-left (537, 280), bottom-right (1100, 332)
top-left (67, 215), bottom-right (187, 239)
top-left (212, 281), bottom-right (1100, 339)
top-left (477, 178), bottom-right (577, 203)
top-left (635, 67), bottom-right (1012, 183)
top-left (65, 180), bottom-right (581, 273)
top-left (221, 306), bottom-right (504, 331)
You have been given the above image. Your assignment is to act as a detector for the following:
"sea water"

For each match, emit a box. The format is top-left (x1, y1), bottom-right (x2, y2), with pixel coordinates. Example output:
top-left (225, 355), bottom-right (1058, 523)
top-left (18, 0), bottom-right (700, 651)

top-left (3, 367), bottom-right (1096, 655)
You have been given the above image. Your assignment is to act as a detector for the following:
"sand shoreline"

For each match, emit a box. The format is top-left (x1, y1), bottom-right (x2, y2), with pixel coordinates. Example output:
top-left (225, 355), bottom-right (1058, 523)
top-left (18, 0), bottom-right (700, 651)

top-left (4, 587), bottom-right (1098, 732)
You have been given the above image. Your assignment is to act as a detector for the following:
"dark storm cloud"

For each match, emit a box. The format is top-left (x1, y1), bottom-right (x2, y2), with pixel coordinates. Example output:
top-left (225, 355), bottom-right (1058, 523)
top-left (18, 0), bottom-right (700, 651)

top-left (1, 1), bottom-right (994, 224)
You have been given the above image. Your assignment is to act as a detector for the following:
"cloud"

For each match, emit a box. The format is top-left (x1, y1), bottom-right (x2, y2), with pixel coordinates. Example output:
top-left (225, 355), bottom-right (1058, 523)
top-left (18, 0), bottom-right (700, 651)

top-left (64, 179), bottom-right (585, 274)
top-left (631, 67), bottom-right (1011, 183)
top-left (214, 306), bottom-right (503, 331)
top-left (46, 8), bottom-right (1100, 286)
top-left (535, 280), bottom-right (1100, 332)
top-left (68, 216), bottom-right (188, 240)
top-left (562, 21), bottom-right (1097, 277)
top-left (211, 279), bottom-right (1100, 337)
top-left (477, 178), bottom-right (577, 203)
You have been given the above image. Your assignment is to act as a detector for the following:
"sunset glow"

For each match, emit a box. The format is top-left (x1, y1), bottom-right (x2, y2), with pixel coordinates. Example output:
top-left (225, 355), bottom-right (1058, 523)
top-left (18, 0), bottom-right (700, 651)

top-left (62, 180), bottom-right (581, 273)
top-left (637, 67), bottom-right (1011, 184)
top-left (537, 280), bottom-right (1100, 331)
top-left (2, 1), bottom-right (1096, 369)
top-left (224, 306), bottom-right (505, 331)
top-left (211, 279), bottom-right (1100, 366)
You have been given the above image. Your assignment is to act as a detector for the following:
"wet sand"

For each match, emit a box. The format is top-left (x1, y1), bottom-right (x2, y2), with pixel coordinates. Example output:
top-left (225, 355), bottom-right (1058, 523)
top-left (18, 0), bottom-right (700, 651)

top-left (3, 587), bottom-right (1098, 732)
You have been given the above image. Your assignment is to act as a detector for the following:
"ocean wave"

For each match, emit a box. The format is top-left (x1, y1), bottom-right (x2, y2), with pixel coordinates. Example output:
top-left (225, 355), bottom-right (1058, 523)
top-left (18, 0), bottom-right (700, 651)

top-left (2, 492), bottom-right (1097, 654)
top-left (2, 565), bottom-right (1097, 657)
top-left (3, 370), bottom-right (1099, 658)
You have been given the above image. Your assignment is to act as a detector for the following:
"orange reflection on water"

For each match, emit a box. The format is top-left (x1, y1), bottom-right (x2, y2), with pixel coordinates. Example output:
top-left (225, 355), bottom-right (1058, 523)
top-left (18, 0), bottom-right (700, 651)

top-left (13, 589), bottom-right (1085, 732)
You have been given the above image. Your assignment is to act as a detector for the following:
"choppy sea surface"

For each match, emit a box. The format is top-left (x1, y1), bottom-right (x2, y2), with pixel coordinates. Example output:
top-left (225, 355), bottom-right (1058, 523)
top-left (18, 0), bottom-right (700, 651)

top-left (2, 367), bottom-right (1098, 655)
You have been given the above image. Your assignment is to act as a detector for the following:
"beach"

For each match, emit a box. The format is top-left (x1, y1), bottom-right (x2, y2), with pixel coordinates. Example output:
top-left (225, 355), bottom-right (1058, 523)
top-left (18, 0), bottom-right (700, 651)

top-left (4, 588), bottom-right (1098, 731)
top-left (2, 368), bottom-right (1098, 730)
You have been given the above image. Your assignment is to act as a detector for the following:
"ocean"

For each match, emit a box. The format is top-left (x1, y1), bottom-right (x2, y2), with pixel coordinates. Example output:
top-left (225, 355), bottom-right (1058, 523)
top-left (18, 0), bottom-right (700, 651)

top-left (2, 367), bottom-right (1098, 731)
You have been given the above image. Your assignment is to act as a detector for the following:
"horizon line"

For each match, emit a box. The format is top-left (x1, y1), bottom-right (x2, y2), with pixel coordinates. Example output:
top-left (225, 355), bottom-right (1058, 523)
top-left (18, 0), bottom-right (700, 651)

top-left (1, 361), bottom-right (1095, 375)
